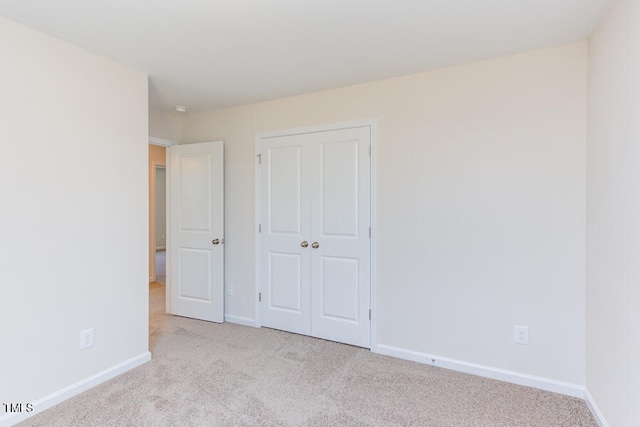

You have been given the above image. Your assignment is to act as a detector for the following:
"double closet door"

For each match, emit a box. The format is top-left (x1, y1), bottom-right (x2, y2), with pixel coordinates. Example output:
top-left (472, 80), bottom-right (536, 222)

top-left (259, 126), bottom-right (371, 348)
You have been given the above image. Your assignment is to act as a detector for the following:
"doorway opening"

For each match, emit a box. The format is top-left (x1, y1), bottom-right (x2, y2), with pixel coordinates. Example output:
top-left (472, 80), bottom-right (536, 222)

top-left (149, 142), bottom-right (167, 328)
top-left (154, 165), bottom-right (167, 284)
top-left (149, 142), bottom-right (170, 351)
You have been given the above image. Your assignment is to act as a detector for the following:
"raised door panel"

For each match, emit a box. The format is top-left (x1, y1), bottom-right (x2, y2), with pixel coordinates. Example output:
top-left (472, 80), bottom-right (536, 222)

top-left (320, 256), bottom-right (360, 322)
top-left (179, 248), bottom-right (212, 301)
top-left (268, 146), bottom-right (302, 235)
top-left (179, 155), bottom-right (212, 231)
top-left (320, 139), bottom-right (360, 237)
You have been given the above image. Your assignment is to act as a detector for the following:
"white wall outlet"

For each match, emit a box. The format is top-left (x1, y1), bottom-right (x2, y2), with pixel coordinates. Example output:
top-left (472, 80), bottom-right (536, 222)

top-left (226, 283), bottom-right (234, 296)
top-left (80, 328), bottom-right (95, 350)
top-left (514, 325), bottom-right (528, 345)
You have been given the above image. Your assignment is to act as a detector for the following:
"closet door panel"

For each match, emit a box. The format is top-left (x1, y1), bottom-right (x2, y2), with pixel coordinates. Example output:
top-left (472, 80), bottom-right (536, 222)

top-left (309, 127), bottom-right (371, 348)
top-left (260, 139), bottom-right (311, 335)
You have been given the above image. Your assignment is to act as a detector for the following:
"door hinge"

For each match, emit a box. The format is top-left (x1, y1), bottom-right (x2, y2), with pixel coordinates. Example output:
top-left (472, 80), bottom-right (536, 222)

top-left (369, 309), bottom-right (371, 320)
top-left (257, 153), bottom-right (262, 164)
top-left (369, 227), bottom-right (371, 238)
top-left (258, 224), bottom-right (261, 233)
top-left (258, 292), bottom-right (262, 302)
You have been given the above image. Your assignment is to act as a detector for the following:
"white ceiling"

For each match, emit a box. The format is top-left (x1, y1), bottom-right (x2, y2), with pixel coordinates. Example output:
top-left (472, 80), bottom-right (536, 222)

top-left (0, 0), bottom-right (612, 113)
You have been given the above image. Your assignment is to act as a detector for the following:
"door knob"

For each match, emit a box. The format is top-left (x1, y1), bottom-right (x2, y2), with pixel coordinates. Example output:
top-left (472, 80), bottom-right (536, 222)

top-left (211, 238), bottom-right (220, 245)
top-left (300, 240), bottom-right (309, 248)
top-left (311, 242), bottom-right (319, 249)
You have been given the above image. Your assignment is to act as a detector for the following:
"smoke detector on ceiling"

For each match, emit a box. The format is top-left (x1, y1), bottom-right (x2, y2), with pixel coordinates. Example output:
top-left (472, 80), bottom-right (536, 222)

top-left (175, 105), bottom-right (188, 113)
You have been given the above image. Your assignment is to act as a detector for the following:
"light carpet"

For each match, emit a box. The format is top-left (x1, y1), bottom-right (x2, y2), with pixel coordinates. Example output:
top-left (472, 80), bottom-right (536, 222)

top-left (19, 283), bottom-right (596, 426)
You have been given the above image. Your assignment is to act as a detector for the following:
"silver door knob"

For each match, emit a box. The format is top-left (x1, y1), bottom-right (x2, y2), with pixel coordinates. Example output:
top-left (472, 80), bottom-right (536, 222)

top-left (212, 238), bottom-right (220, 245)
top-left (311, 242), bottom-right (319, 249)
top-left (300, 241), bottom-right (309, 248)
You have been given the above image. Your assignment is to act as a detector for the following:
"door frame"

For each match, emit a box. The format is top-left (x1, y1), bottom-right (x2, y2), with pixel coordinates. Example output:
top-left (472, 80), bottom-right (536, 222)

top-left (254, 119), bottom-right (378, 350)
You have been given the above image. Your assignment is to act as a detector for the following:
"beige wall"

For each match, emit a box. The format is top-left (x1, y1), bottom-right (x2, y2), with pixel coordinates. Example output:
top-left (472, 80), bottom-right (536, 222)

top-left (587, 1), bottom-right (640, 425)
top-left (182, 43), bottom-right (588, 386)
top-left (149, 108), bottom-right (182, 142)
top-left (149, 144), bottom-right (166, 280)
top-left (0, 15), bottom-right (148, 409)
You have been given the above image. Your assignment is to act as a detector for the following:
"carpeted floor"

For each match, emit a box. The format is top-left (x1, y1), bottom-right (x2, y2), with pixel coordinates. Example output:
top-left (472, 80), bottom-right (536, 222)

top-left (19, 284), bottom-right (597, 426)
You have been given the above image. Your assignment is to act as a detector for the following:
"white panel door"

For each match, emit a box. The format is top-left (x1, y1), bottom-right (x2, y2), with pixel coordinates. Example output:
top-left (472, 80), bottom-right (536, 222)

top-left (309, 127), bottom-right (371, 348)
top-left (169, 141), bottom-right (224, 322)
top-left (259, 127), bottom-right (371, 348)
top-left (260, 137), bottom-right (311, 335)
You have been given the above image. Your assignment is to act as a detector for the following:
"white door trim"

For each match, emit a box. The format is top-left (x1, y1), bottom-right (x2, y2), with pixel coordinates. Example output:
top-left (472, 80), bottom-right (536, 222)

top-left (254, 119), bottom-right (378, 350)
top-left (149, 136), bottom-right (178, 147)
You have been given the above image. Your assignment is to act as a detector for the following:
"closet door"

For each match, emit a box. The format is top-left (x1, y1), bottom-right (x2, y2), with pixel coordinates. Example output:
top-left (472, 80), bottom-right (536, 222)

top-left (259, 125), bottom-right (371, 348)
top-left (259, 134), bottom-right (312, 335)
top-left (308, 128), bottom-right (371, 348)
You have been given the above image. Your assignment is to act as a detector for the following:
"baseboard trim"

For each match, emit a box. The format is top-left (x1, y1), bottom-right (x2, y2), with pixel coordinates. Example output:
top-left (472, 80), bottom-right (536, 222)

top-left (584, 388), bottom-right (609, 427)
top-left (224, 314), bottom-right (256, 327)
top-left (0, 351), bottom-right (151, 427)
top-left (373, 343), bottom-right (584, 398)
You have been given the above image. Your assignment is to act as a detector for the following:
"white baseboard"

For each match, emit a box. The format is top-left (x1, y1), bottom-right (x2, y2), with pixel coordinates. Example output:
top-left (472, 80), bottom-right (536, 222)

top-left (584, 388), bottom-right (609, 427)
top-left (373, 343), bottom-right (584, 398)
top-left (224, 314), bottom-right (256, 327)
top-left (0, 352), bottom-right (151, 427)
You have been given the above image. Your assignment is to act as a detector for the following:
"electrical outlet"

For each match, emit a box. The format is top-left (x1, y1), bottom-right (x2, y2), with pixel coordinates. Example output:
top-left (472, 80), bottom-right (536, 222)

top-left (226, 283), bottom-right (234, 296)
top-left (80, 328), bottom-right (95, 350)
top-left (514, 326), bottom-right (528, 345)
